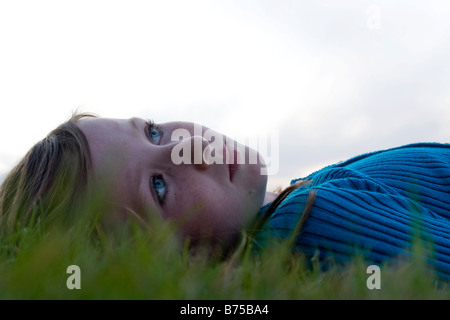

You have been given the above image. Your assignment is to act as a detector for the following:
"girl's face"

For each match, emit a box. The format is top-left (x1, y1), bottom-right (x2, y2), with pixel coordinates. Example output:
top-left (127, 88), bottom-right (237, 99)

top-left (78, 117), bottom-right (267, 247)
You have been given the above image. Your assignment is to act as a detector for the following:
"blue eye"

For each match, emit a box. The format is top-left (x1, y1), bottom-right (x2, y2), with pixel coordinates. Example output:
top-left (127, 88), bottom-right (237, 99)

top-left (146, 120), bottom-right (162, 144)
top-left (152, 176), bottom-right (166, 205)
top-left (150, 128), bottom-right (161, 144)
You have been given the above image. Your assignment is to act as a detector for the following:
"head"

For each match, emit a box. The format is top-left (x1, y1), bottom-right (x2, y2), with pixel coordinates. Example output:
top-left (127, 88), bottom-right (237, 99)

top-left (77, 116), bottom-right (268, 248)
top-left (0, 112), bottom-right (268, 250)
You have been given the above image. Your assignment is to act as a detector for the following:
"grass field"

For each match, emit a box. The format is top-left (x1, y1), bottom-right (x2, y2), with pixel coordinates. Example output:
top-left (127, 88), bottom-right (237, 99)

top-left (0, 209), bottom-right (448, 301)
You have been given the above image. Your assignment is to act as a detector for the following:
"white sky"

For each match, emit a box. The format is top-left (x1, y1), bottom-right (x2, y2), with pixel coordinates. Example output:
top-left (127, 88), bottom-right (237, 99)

top-left (1, 0), bottom-right (450, 190)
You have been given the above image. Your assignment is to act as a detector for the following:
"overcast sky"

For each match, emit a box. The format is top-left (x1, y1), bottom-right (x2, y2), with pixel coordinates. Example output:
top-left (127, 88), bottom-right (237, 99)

top-left (1, 0), bottom-right (449, 190)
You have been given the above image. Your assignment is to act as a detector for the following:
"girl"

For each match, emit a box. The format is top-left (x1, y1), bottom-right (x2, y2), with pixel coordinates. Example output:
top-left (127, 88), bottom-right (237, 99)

top-left (1, 112), bottom-right (449, 281)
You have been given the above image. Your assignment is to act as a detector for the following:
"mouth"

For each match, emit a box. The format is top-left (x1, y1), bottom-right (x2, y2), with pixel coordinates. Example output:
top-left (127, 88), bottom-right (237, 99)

top-left (228, 162), bottom-right (238, 182)
top-left (225, 142), bottom-right (239, 182)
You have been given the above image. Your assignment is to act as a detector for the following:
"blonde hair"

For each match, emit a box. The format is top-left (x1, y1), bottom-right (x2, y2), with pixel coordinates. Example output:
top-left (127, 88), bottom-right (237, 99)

top-left (0, 112), bottom-right (95, 235)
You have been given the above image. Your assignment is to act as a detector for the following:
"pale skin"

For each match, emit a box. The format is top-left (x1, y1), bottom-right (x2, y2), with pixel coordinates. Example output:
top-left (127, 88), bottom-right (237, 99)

top-left (77, 117), bottom-right (277, 248)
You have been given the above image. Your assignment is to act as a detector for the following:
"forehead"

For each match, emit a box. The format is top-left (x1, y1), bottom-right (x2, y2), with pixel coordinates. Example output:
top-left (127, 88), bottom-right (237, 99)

top-left (77, 117), bottom-right (123, 143)
top-left (78, 118), bottom-right (115, 174)
top-left (77, 117), bottom-right (144, 212)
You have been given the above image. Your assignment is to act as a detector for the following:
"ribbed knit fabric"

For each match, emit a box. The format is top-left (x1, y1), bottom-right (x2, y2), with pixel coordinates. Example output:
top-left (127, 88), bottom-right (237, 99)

top-left (255, 143), bottom-right (450, 280)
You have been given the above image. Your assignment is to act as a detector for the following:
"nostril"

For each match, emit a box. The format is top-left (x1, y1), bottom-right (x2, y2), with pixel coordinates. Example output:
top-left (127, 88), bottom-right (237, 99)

top-left (190, 136), bottom-right (212, 170)
top-left (202, 144), bottom-right (214, 165)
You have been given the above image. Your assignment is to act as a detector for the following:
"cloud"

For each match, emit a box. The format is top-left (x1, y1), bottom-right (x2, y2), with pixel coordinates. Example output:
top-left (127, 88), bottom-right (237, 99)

top-left (1, 0), bottom-right (449, 191)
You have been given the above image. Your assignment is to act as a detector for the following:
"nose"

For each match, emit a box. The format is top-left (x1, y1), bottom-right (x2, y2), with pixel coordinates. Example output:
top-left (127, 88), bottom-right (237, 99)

top-left (191, 135), bottom-right (214, 170)
top-left (169, 135), bottom-right (213, 170)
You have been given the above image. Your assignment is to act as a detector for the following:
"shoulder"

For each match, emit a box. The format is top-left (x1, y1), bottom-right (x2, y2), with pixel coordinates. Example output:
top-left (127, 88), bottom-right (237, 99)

top-left (291, 142), bottom-right (450, 186)
top-left (332, 142), bottom-right (450, 168)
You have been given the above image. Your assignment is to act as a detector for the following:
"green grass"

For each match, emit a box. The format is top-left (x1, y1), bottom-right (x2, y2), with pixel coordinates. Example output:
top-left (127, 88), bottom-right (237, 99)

top-left (0, 208), bottom-right (448, 300)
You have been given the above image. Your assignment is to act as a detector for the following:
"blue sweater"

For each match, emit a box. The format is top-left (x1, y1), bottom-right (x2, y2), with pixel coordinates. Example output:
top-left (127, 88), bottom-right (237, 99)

top-left (255, 143), bottom-right (450, 280)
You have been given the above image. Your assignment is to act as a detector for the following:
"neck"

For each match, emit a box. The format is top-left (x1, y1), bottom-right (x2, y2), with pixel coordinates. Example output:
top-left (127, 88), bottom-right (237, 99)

top-left (263, 191), bottom-right (278, 206)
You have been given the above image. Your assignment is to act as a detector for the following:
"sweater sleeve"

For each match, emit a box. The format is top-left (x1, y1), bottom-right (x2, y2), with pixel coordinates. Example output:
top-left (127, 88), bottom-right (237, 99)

top-left (256, 143), bottom-right (450, 280)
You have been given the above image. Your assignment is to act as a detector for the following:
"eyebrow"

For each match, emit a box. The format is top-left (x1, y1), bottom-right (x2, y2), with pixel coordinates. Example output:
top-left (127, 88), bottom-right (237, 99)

top-left (137, 178), bottom-right (154, 216)
top-left (129, 117), bottom-right (141, 135)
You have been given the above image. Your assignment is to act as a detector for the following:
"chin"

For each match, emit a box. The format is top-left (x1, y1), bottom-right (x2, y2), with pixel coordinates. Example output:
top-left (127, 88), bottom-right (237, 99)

top-left (184, 229), bottom-right (242, 260)
top-left (250, 163), bottom-right (268, 205)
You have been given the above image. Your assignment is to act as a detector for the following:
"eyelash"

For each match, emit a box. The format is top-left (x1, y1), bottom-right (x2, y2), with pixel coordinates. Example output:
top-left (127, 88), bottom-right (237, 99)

top-left (145, 119), bottom-right (163, 143)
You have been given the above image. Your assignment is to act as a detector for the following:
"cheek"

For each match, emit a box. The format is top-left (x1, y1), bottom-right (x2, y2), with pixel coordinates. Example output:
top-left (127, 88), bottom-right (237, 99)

top-left (169, 185), bottom-right (244, 242)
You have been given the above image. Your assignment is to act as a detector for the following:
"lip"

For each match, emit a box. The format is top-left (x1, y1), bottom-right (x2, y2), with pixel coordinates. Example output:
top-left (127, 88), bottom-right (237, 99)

top-left (228, 162), bottom-right (238, 182)
top-left (225, 142), bottom-right (239, 182)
